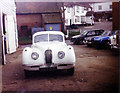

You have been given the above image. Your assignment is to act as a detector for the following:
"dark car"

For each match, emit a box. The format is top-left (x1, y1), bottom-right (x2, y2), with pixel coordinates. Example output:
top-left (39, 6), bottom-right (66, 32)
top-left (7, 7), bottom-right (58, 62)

top-left (71, 29), bottom-right (104, 45)
top-left (84, 30), bottom-right (105, 46)
top-left (93, 31), bottom-right (112, 48)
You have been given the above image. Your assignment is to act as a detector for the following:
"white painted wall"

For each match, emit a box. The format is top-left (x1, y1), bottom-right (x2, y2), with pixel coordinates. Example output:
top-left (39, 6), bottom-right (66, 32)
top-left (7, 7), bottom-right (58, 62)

top-left (64, 7), bottom-right (72, 26)
top-left (90, 2), bottom-right (112, 12)
top-left (65, 5), bottom-right (87, 26)
top-left (0, 0), bottom-right (18, 54)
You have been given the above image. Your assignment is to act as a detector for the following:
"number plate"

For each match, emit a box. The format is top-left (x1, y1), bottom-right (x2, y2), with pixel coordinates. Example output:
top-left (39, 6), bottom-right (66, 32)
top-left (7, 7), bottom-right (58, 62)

top-left (40, 67), bottom-right (57, 71)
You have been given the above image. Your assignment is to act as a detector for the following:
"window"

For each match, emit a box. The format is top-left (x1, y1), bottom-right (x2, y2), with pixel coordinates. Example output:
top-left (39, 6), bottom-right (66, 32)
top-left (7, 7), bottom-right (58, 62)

top-left (65, 19), bottom-right (68, 24)
top-left (49, 34), bottom-right (63, 42)
top-left (101, 31), bottom-right (112, 36)
top-left (84, 7), bottom-right (87, 10)
top-left (34, 34), bottom-right (63, 43)
top-left (110, 5), bottom-right (112, 9)
top-left (75, 16), bottom-right (80, 22)
top-left (82, 11), bottom-right (84, 13)
top-left (87, 31), bottom-right (95, 36)
top-left (34, 34), bottom-right (48, 43)
top-left (67, 8), bottom-right (70, 13)
top-left (95, 30), bottom-right (104, 35)
top-left (76, 6), bottom-right (79, 13)
top-left (75, 18), bottom-right (77, 23)
top-left (98, 5), bottom-right (102, 10)
top-left (21, 25), bottom-right (28, 30)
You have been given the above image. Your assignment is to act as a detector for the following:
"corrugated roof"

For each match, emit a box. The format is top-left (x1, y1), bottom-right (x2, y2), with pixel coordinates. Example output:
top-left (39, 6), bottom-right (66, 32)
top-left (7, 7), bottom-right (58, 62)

top-left (42, 13), bottom-right (62, 23)
top-left (16, 2), bottom-right (60, 14)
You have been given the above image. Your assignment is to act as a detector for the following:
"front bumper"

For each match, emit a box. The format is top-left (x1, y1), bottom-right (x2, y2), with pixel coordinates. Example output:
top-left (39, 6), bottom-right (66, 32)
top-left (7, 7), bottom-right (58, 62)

top-left (22, 63), bottom-right (75, 71)
top-left (70, 38), bottom-right (76, 42)
top-left (110, 44), bottom-right (119, 49)
top-left (83, 40), bottom-right (92, 45)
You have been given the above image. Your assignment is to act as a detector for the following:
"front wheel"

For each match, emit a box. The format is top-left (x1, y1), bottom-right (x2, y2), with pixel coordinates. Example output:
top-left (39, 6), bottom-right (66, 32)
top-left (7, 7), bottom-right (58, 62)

top-left (67, 67), bottom-right (74, 76)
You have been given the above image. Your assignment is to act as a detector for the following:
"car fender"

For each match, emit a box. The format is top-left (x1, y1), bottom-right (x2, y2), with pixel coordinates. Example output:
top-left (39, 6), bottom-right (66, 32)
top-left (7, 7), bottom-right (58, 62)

top-left (51, 45), bottom-right (76, 65)
top-left (22, 47), bottom-right (45, 66)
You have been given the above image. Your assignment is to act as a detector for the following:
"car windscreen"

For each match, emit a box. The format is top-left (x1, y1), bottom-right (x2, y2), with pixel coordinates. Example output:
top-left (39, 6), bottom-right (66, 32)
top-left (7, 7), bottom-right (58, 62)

top-left (34, 34), bottom-right (63, 43)
top-left (34, 34), bottom-right (48, 43)
top-left (49, 34), bottom-right (63, 42)
top-left (112, 30), bottom-right (120, 35)
top-left (80, 31), bottom-right (88, 36)
top-left (101, 31), bottom-right (111, 36)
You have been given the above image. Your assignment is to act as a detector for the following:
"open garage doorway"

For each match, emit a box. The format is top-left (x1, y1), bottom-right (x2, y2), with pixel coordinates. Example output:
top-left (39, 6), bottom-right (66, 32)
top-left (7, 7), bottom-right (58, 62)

top-left (0, 11), bottom-right (6, 65)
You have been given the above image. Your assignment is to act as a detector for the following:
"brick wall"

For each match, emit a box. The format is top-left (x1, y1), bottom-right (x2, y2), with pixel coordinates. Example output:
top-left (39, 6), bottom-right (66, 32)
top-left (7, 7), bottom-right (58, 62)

top-left (17, 14), bottom-right (42, 37)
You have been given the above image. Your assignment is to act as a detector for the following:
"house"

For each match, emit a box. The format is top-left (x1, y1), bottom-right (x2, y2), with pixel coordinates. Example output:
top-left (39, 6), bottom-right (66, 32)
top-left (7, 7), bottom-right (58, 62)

top-left (0, 0), bottom-right (18, 64)
top-left (16, 2), bottom-right (64, 38)
top-left (64, 2), bottom-right (92, 28)
top-left (90, 2), bottom-right (112, 21)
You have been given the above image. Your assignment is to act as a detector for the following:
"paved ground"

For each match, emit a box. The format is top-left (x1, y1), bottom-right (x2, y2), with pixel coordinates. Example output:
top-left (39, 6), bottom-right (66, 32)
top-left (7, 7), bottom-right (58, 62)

top-left (2, 44), bottom-right (119, 92)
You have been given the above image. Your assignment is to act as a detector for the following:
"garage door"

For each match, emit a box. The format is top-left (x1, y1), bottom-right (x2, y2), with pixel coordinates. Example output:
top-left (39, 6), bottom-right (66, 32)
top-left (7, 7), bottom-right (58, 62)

top-left (5, 15), bottom-right (16, 54)
top-left (45, 24), bottom-right (61, 31)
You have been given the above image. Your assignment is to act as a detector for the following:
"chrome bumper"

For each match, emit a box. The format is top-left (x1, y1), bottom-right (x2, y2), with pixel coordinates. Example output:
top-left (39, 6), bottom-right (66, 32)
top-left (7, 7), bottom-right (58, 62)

top-left (22, 63), bottom-right (75, 71)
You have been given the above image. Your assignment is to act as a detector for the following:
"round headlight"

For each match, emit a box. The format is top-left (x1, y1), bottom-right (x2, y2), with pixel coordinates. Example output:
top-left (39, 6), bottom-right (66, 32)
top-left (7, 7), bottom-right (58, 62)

top-left (58, 51), bottom-right (65, 59)
top-left (31, 52), bottom-right (39, 60)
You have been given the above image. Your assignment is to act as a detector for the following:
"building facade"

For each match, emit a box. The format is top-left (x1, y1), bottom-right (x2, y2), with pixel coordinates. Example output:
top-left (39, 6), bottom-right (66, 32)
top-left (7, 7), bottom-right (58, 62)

top-left (64, 5), bottom-right (88, 27)
top-left (90, 2), bottom-right (112, 21)
top-left (0, 0), bottom-right (18, 64)
top-left (64, 2), bottom-right (93, 28)
top-left (16, 2), bottom-right (64, 38)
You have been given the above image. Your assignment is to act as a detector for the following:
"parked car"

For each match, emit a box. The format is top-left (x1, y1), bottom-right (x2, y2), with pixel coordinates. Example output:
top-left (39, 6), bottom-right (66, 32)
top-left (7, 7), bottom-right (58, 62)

top-left (71, 29), bottom-right (104, 45)
top-left (93, 31), bottom-right (112, 48)
top-left (109, 30), bottom-right (120, 49)
top-left (84, 30), bottom-right (104, 46)
top-left (22, 31), bottom-right (76, 77)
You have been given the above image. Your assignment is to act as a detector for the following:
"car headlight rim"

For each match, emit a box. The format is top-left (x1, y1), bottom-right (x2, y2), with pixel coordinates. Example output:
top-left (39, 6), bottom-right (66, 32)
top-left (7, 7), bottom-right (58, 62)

top-left (58, 51), bottom-right (65, 59)
top-left (31, 52), bottom-right (39, 60)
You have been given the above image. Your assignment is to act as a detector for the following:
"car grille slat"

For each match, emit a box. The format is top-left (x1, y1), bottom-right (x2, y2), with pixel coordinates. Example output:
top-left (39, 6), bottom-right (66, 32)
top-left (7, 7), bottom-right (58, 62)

top-left (45, 49), bottom-right (52, 65)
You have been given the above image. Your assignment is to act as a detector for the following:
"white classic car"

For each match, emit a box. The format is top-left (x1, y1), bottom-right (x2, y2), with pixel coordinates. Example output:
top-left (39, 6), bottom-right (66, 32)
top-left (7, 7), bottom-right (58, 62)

top-left (22, 31), bottom-right (76, 77)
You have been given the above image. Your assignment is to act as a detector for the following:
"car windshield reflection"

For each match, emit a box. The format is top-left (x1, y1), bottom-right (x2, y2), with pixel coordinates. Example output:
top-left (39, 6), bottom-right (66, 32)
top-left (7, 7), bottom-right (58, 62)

top-left (101, 31), bottom-right (111, 36)
top-left (49, 34), bottom-right (63, 42)
top-left (81, 31), bottom-right (87, 36)
top-left (34, 34), bottom-right (63, 43)
top-left (34, 34), bottom-right (48, 43)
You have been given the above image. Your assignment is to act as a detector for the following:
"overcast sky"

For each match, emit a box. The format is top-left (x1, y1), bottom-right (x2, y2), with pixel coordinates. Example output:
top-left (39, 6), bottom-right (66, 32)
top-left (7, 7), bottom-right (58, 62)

top-left (15, 0), bottom-right (116, 2)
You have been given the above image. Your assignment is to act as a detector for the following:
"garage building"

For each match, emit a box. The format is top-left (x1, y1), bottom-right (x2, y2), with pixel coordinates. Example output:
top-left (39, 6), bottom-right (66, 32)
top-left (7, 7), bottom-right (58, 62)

top-left (0, 0), bottom-right (18, 65)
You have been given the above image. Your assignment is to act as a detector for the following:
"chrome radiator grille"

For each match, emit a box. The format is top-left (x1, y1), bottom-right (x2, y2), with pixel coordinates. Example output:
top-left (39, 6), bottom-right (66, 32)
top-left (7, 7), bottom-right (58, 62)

top-left (45, 49), bottom-right (52, 64)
